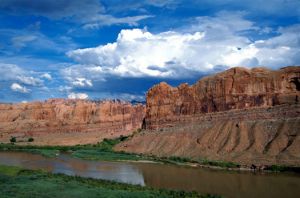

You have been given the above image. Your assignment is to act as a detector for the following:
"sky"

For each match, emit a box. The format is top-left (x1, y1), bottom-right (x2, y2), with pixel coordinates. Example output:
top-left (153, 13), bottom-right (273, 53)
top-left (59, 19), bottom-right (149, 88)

top-left (0, 0), bottom-right (300, 103)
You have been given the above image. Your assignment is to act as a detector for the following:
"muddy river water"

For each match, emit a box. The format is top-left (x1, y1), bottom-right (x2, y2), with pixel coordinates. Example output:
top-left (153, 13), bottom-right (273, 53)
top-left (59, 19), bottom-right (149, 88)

top-left (0, 151), bottom-right (299, 198)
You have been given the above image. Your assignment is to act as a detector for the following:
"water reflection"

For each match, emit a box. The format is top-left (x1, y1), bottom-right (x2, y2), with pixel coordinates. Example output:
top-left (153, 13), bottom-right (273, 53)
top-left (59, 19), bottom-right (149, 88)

top-left (0, 151), bottom-right (300, 198)
top-left (0, 152), bottom-right (145, 185)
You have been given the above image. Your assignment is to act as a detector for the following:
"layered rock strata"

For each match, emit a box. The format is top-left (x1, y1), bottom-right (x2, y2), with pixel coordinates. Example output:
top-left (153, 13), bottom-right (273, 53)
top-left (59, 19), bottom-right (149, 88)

top-left (144, 66), bottom-right (300, 129)
top-left (0, 99), bottom-right (145, 145)
top-left (115, 66), bottom-right (300, 166)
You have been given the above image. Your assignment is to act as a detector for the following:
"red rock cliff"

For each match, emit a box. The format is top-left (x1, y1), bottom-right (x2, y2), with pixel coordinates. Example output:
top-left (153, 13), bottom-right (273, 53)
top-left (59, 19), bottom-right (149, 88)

top-left (144, 66), bottom-right (300, 129)
top-left (116, 66), bottom-right (300, 166)
top-left (0, 99), bottom-right (145, 145)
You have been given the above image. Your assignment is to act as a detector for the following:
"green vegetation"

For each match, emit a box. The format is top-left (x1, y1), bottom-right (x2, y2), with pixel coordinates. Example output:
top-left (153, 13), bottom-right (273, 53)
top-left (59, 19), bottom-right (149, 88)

top-left (267, 165), bottom-right (287, 172)
top-left (199, 159), bottom-right (240, 169)
top-left (0, 165), bottom-right (22, 176)
top-left (23, 149), bottom-right (59, 157)
top-left (0, 165), bottom-right (220, 198)
top-left (72, 150), bottom-right (145, 161)
top-left (71, 136), bottom-right (150, 161)
top-left (0, 143), bottom-right (60, 157)
top-left (96, 136), bottom-right (127, 151)
top-left (265, 165), bottom-right (300, 173)
top-left (9, 136), bottom-right (16, 143)
top-left (28, 137), bottom-right (34, 142)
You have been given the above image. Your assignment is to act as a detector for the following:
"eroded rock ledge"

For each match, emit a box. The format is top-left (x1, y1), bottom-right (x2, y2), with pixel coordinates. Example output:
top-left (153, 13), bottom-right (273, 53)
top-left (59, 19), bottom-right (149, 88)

top-left (0, 99), bottom-right (145, 145)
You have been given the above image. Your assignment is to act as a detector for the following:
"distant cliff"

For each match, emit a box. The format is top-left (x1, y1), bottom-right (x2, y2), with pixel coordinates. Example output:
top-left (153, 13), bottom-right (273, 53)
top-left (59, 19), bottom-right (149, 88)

top-left (116, 66), bottom-right (300, 166)
top-left (0, 99), bottom-right (145, 145)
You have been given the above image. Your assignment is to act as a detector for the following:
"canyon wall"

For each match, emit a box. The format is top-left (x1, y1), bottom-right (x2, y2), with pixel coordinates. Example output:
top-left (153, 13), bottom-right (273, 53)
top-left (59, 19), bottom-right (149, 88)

top-left (116, 66), bottom-right (300, 166)
top-left (144, 66), bottom-right (300, 129)
top-left (0, 99), bottom-right (145, 145)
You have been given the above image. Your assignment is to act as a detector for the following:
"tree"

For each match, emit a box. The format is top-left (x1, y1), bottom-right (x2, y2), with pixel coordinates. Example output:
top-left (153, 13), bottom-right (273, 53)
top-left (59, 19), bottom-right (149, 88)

top-left (10, 136), bottom-right (16, 143)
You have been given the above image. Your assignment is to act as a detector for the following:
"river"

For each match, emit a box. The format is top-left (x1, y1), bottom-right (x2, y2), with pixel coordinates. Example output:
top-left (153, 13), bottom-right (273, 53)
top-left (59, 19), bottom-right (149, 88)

top-left (0, 151), bottom-right (299, 198)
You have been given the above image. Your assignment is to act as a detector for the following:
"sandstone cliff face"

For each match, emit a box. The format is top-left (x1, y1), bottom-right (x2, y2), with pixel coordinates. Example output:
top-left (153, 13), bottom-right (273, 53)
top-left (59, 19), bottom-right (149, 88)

top-left (116, 66), bottom-right (300, 166)
top-left (144, 66), bottom-right (300, 129)
top-left (0, 99), bottom-right (145, 145)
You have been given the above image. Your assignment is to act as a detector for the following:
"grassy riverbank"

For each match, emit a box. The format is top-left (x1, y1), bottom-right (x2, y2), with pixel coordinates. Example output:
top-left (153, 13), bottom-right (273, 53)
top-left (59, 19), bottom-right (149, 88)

top-left (0, 137), bottom-right (240, 168)
top-left (0, 165), bottom-right (219, 198)
top-left (1, 136), bottom-right (299, 172)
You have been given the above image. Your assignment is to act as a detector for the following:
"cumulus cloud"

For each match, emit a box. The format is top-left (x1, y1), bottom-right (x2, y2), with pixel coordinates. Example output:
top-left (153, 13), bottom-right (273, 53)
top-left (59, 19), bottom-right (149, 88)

top-left (67, 29), bottom-right (206, 78)
top-left (10, 83), bottom-right (30, 93)
top-left (67, 12), bottom-right (300, 80)
top-left (41, 73), bottom-right (52, 80)
top-left (68, 92), bottom-right (89, 99)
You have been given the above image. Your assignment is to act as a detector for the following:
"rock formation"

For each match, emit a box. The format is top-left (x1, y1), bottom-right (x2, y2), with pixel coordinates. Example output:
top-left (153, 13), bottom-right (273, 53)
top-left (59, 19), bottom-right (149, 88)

top-left (115, 66), bottom-right (300, 166)
top-left (0, 99), bottom-right (145, 145)
top-left (144, 66), bottom-right (300, 129)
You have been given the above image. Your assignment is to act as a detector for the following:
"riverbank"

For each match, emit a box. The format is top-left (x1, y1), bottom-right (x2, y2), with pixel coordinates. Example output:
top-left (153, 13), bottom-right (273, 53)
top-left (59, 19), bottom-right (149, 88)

top-left (0, 164), bottom-right (219, 198)
top-left (1, 135), bottom-right (300, 173)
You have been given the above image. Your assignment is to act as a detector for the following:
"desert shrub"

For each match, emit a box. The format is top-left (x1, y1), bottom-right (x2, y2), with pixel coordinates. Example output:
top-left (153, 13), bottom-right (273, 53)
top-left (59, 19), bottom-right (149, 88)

top-left (28, 137), bottom-right (34, 142)
top-left (10, 137), bottom-right (16, 143)
top-left (119, 135), bottom-right (128, 141)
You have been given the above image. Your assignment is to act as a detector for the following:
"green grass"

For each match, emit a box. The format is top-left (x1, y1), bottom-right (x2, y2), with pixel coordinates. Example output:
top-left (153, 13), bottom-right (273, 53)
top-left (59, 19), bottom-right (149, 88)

top-left (72, 150), bottom-right (145, 161)
top-left (70, 136), bottom-right (151, 161)
top-left (23, 149), bottom-right (59, 157)
top-left (0, 144), bottom-right (60, 157)
top-left (0, 165), bottom-right (220, 198)
top-left (199, 159), bottom-right (240, 168)
top-left (0, 165), bottom-right (22, 176)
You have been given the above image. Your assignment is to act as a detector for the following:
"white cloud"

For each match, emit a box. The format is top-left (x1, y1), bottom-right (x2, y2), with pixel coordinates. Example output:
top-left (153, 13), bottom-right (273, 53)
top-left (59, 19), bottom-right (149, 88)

top-left (58, 86), bottom-right (72, 92)
top-left (0, 63), bottom-right (25, 79)
top-left (72, 77), bottom-right (93, 87)
top-left (61, 64), bottom-right (106, 88)
top-left (16, 76), bottom-right (43, 86)
top-left (83, 15), bottom-right (153, 29)
top-left (68, 92), bottom-right (89, 99)
top-left (0, 63), bottom-right (43, 85)
top-left (11, 35), bottom-right (37, 49)
top-left (41, 73), bottom-right (52, 80)
top-left (67, 12), bottom-right (300, 79)
top-left (67, 29), bottom-right (206, 78)
top-left (251, 25), bottom-right (300, 66)
top-left (10, 83), bottom-right (30, 93)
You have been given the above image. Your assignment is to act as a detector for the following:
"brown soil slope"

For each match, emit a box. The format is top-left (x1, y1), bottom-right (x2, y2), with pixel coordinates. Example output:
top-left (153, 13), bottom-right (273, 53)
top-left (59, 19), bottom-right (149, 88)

top-left (115, 66), bottom-right (300, 166)
top-left (0, 99), bottom-right (145, 145)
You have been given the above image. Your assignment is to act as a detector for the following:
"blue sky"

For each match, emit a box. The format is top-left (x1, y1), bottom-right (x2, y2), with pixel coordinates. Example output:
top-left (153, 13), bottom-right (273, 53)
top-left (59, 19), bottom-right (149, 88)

top-left (0, 0), bottom-right (300, 102)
